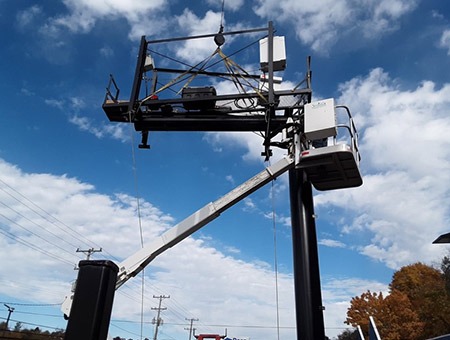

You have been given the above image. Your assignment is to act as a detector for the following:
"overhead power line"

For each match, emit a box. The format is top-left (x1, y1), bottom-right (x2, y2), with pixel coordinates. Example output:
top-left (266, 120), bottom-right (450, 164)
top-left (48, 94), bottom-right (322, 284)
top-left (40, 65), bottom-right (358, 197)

top-left (0, 177), bottom-right (118, 261)
top-left (0, 302), bottom-right (61, 307)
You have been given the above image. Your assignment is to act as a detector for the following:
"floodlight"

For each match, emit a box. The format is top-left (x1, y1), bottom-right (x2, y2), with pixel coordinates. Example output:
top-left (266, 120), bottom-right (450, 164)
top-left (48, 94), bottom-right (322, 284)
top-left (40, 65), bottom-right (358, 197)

top-left (433, 232), bottom-right (450, 244)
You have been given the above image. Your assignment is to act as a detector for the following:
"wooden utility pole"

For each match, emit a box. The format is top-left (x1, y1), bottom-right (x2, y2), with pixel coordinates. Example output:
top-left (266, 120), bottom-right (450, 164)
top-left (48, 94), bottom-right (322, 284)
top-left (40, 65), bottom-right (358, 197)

top-left (152, 295), bottom-right (170, 340)
top-left (3, 304), bottom-right (14, 330)
top-left (185, 318), bottom-right (199, 340)
top-left (76, 247), bottom-right (102, 260)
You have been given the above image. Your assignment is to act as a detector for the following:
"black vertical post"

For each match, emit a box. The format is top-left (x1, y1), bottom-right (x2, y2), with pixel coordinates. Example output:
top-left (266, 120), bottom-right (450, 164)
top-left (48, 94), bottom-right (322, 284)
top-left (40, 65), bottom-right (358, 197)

top-left (65, 260), bottom-right (119, 340)
top-left (267, 21), bottom-right (274, 106)
top-left (128, 35), bottom-right (148, 113)
top-left (289, 168), bottom-right (325, 340)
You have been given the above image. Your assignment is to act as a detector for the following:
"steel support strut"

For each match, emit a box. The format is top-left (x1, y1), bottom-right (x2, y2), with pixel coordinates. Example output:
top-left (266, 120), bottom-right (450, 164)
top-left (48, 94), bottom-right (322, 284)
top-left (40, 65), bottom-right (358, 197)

top-left (289, 168), bottom-right (325, 340)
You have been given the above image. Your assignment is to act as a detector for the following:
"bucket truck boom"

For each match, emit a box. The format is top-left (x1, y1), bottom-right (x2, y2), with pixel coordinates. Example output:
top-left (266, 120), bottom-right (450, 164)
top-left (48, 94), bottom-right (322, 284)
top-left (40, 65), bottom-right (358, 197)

top-left (61, 155), bottom-right (294, 318)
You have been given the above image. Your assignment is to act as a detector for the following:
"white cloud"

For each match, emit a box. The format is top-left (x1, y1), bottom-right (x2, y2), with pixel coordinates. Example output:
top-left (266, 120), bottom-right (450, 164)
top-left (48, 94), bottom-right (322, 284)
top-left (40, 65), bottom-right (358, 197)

top-left (70, 97), bottom-right (85, 110)
top-left (243, 197), bottom-right (257, 211)
top-left (43, 96), bottom-right (129, 142)
top-left (204, 131), bottom-right (271, 162)
top-left (253, 0), bottom-right (418, 53)
top-left (439, 29), bottom-right (450, 55)
top-left (0, 158), bottom-right (174, 305)
top-left (225, 174), bottom-right (235, 185)
top-left (0, 158), bottom-right (299, 338)
top-left (45, 98), bottom-right (65, 110)
top-left (319, 239), bottom-right (346, 248)
top-left (206, 67), bottom-right (450, 271)
top-left (99, 45), bottom-right (114, 58)
top-left (206, 0), bottom-right (245, 12)
top-left (16, 5), bottom-right (42, 29)
top-left (431, 10), bottom-right (444, 20)
top-left (174, 9), bottom-right (224, 63)
top-left (21, 87), bottom-right (35, 97)
top-left (0, 149), bottom-right (391, 338)
top-left (40, 0), bottom-right (169, 40)
top-left (69, 114), bottom-right (129, 142)
top-left (314, 68), bottom-right (450, 269)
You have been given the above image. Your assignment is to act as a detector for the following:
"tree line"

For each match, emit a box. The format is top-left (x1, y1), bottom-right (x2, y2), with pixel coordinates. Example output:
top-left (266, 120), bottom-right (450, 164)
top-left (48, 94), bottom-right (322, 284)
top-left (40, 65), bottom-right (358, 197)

top-left (0, 322), bottom-right (144, 340)
top-left (0, 322), bottom-right (64, 340)
top-left (338, 254), bottom-right (450, 340)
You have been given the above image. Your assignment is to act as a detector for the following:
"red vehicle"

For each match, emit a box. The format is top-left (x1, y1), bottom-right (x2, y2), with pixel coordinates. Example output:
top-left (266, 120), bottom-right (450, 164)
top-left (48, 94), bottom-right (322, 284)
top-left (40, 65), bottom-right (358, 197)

top-left (194, 329), bottom-right (227, 340)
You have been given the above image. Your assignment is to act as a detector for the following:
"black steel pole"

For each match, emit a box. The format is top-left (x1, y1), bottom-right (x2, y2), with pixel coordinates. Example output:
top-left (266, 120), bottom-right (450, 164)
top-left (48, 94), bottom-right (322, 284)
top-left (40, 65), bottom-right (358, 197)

top-left (289, 168), bottom-right (325, 340)
top-left (64, 260), bottom-right (119, 340)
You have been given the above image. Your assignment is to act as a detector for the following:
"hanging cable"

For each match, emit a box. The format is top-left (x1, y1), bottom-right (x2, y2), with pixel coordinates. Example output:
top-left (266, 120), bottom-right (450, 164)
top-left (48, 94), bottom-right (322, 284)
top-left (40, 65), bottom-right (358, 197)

top-left (270, 174), bottom-right (281, 340)
top-left (128, 111), bottom-right (146, 340)
top-left (214, 0), bottom-right (226, 47)
top-left (220, 0), bottom-right (225, 29)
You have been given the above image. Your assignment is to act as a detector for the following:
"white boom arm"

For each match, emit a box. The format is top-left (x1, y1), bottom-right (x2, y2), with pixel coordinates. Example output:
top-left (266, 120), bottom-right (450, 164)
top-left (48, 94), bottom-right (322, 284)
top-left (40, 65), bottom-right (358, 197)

top-left (62, 155), bottom-right (294, 317)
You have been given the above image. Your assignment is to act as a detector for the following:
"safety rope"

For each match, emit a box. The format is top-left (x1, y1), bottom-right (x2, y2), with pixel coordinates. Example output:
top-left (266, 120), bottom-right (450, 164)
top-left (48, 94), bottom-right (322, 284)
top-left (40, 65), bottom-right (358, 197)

top-left (128, 111), bottom-right (146, 340)
top-left (216, 48), bottom-right (267, 103)
top-left (139, 48), bottom-right (221, 105)
top-left (270, 177), bottom-right (281, 340)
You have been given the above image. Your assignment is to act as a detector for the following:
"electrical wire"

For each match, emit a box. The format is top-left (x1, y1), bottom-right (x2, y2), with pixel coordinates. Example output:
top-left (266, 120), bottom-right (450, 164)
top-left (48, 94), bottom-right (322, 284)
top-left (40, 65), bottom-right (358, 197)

top-left (0, 189), bottom-right (81, 251)
top-left (0, 223), bottom-right (74, 266)
top-left (0, 302), bottom-right (61, 307)
top-left (0, 178), bottom-right (119, 262)
top-left (0, 204), bottom-right (81, 260)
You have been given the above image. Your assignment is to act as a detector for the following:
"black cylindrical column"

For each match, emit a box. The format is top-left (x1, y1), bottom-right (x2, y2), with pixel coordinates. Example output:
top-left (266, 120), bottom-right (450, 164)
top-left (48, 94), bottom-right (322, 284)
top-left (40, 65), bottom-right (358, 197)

top-left (65, 260), bottom-right (119, 340)
top-left (289, 168), bottom-right (325, 340)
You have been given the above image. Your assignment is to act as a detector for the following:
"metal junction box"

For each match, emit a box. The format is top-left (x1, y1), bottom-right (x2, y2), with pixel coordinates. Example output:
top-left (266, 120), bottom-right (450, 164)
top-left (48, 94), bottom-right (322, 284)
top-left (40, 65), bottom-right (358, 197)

top-left (182, 86), bottom-right (217, 110)
top-left (304, 98), bottom-right (337, 140)
top-left (259, 36), bottom-right (287, 72)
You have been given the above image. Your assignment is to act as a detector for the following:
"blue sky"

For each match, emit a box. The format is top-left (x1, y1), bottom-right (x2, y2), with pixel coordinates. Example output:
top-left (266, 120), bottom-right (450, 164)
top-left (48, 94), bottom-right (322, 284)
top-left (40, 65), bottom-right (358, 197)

top-left (0, 0), bottom-right (449, 339)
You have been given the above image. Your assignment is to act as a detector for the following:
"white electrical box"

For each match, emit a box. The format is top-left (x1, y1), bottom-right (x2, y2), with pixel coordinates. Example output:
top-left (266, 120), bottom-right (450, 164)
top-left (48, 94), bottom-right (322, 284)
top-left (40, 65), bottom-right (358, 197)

top-left (304, 98), bottom-right (337, 140)
top-left (259, 74), bottom-right (283, 91)
top-left (259, 36), bottom-right (286, 72)
top-left (144, 54), bottom-right (154, 72)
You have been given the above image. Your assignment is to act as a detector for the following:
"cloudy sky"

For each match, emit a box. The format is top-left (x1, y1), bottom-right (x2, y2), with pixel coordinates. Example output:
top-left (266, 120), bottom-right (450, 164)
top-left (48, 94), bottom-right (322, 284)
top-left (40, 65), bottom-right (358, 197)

top-left (0, 0), bottom-right (449, 339)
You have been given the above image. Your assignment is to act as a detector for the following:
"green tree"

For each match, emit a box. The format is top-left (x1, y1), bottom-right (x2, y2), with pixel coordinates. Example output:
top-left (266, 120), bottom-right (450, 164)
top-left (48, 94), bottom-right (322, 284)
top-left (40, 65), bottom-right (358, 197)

top-left (13, 322), bottom-right (22, 332)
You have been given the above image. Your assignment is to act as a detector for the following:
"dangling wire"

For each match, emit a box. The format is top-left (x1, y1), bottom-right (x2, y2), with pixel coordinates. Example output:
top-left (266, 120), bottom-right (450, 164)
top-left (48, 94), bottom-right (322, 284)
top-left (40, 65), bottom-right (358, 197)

top-left (270, 172), bottom-right (281, 340)
top-left (220, 0), bottom-right (225, 29)
top-left (214, 0), bottom-right (226, 47)
top-left (128, 111), bottom-right (146, 340)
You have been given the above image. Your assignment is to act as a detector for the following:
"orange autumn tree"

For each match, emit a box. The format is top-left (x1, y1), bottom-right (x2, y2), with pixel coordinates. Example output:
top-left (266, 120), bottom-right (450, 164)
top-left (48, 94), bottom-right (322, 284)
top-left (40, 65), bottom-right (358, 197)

top-left (344, 261), bottom-right (450, 340)
top-left (390, 262), bottom-right (450, 338)
top-left (379, 289), bottom-right (424, 340)
top-left (345, 290), bottom-right (423, 340)
top-left (345, 291), bottom-right (384, 335)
